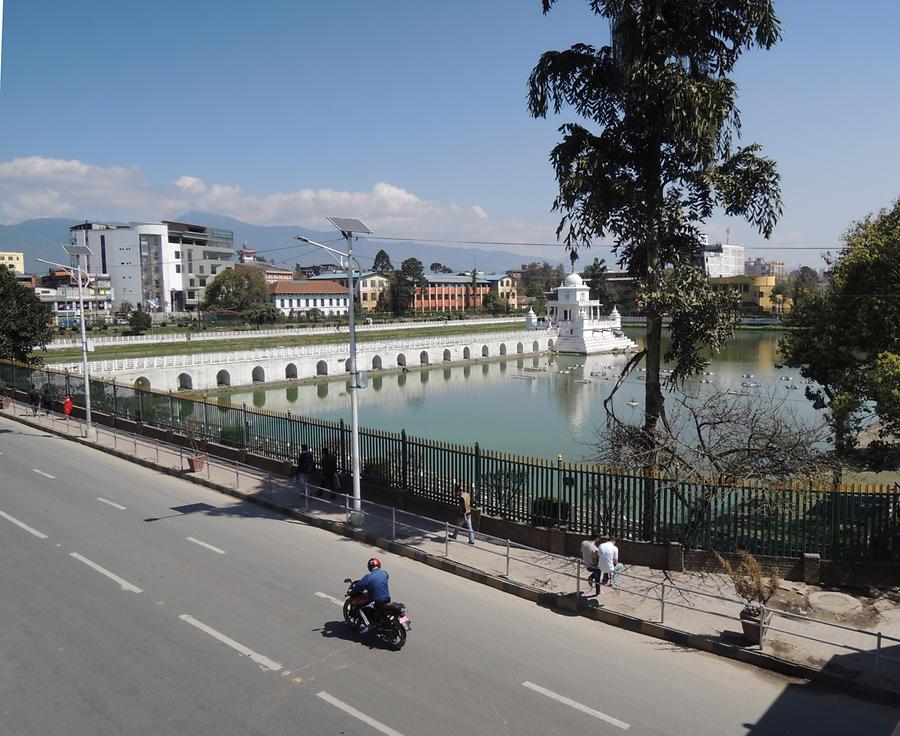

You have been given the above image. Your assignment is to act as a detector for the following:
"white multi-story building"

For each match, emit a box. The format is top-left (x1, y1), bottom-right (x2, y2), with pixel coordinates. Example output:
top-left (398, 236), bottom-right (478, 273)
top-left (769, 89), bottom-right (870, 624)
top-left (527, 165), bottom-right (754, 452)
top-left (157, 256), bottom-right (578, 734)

top-left (702, 243), bottom-right (745, 277)
top-left (745, 257), bottom-right (785, 277)
top-left (0, 251), bottom-right (25, 273)
top-left (69, 220), bottom-right (235, 313)
top-left (270, 280), bottom-right (350, 317)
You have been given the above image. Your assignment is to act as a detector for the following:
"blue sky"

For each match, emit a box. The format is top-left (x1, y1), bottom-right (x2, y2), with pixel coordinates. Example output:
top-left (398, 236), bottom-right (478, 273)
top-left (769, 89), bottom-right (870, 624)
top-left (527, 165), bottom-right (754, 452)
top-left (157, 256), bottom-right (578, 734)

top-left (0, 0), bottom-right (898, 268)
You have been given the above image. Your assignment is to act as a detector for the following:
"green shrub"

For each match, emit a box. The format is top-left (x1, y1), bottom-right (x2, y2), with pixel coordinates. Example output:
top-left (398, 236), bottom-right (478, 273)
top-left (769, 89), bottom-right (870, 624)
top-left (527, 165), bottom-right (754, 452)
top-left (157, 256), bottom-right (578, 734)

top-left (531, 497), bottom-right (572, 528)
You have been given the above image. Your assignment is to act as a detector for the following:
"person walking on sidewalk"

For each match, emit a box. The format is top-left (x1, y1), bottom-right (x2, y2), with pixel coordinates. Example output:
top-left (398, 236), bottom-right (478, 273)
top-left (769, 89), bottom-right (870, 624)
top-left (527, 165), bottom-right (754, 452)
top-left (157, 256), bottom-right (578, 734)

top-left (449, 484), bottom-right (475, 544)
top-left (320, 446), bottom-right (338, 498)
top-left (599, 535), bottom-right (625, 588)
top-left (580, 534), bottom-right (602, 595)
top-left (295, 444), bottom-right (314, 495)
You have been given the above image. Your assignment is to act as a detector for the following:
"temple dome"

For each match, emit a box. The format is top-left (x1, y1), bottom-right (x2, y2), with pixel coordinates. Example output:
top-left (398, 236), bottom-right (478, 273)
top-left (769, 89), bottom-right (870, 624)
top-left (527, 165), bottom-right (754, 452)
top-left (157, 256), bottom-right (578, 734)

top-left (564, 272), bottom-right (584, 287)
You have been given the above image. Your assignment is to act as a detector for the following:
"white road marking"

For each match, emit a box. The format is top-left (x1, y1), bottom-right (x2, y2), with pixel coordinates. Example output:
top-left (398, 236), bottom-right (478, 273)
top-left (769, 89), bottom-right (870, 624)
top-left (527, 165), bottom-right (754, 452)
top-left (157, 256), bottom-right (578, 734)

top-left (317, 691), bottom-right (405, 736)
top-left (179, 614), bottom-right (281, 672)
top-left (314, 591), bottom-right (343, 606)
top-left (97, 497), bottom-right (127, 510)
top-left (32, 469), bottom-right (56, 479)
top-left (522, 681), bottom-right (630, 730)
top-left (0, 510), bottom-right (48, 539)
top-left (186, 536), bottom-right (225, 555)
top-left (69, 553), bottom-right (143, 593)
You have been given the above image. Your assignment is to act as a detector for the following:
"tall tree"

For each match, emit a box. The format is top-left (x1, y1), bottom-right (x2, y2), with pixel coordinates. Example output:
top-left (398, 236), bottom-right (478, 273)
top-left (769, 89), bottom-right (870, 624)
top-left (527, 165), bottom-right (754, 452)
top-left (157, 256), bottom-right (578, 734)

top-left (529, 0), bottom-right (782, 443)
top-left (792, 265), bottom-right (821, 301)
top-left (0, 267), bottom-right (54, 363)
top-left (373, 249), bottom-right (394, 273)
top-left (781, 199), bottom-right (900, 454)
top-left (581, 257), bottom-right (614, 306)
top-left (201, 268), bottom-right (268, 311)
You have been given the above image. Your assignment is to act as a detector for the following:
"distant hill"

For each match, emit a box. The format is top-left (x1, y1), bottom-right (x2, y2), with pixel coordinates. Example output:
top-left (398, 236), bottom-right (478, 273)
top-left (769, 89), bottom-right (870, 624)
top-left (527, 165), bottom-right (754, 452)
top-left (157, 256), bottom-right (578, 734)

top-left (1, 212), bottom-right (539, 275)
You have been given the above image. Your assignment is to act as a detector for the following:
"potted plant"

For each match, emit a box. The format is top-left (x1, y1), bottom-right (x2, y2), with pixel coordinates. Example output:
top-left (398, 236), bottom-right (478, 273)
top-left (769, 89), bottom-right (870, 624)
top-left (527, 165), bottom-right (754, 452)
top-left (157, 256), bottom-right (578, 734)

top-left (183, 419), bottom-right (208, 473)
top-left (715, 550), bottom-right (781, 646)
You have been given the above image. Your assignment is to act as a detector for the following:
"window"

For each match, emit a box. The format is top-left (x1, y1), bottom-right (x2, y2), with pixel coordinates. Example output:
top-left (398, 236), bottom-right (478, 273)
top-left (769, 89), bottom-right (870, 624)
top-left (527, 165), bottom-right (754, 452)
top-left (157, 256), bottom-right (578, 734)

top-left (199, 278), bottom-right (207, 287)
top-left (198, 265), bottom-right (205, 274)
top-left (174, 251), bottom-right (181, 259)
top-left (175, 265), bottom-right (181, 273)
top-left (189, 279), bottom-right (195, 287)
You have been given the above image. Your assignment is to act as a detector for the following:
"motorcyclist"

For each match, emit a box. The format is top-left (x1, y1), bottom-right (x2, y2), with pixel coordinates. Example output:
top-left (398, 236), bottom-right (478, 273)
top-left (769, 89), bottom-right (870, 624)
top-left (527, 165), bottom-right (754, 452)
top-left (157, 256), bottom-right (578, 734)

top-left (351, 557), bottom-right (390, 633)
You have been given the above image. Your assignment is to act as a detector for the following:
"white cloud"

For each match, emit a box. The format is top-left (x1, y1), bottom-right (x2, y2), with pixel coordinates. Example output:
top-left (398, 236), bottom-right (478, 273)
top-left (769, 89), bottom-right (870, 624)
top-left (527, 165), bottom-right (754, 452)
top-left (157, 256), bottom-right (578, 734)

top-left (0, 156), bottom-right (561, 258)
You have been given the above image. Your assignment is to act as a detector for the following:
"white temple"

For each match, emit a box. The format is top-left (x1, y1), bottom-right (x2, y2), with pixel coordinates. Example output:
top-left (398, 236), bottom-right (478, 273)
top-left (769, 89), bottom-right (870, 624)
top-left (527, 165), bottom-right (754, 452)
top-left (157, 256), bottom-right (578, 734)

top-left (528, 272), bottom-right (637, 355)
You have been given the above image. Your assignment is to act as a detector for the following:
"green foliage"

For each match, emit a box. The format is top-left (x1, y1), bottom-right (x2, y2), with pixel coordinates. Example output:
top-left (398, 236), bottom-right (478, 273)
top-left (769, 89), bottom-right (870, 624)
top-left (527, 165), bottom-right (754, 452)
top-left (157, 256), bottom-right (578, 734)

top-left (782, 198), bottom-right (900, 452)
top-left (792, 266), bottom-right (822, 301)
top-left (430, 262), bottom-right (454, 274)
top-left (529, 1), bottom-right (782, 433)
top-left (521, 262), bottom-right (564, 299)
top-left (373, 249), bottom-right (394, 273)
top-left (244, 302), bottom-right (283, 326)
top-left (201, 268), bottom-right (268, 311)
top-left (128, 309), bottom-right (152, 334)
top-left (581, 257), bottom-right (613, 306)
top-left (0, 266), bottom-right (54, 363)
top-left (481, 290), bottom-right (505, 314)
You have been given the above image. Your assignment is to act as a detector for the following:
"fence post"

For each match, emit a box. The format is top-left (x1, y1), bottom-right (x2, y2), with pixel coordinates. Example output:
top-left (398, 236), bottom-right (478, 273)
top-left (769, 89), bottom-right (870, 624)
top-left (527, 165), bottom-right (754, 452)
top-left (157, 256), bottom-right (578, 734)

top-left (112, 381), bottom-right (118, 420)
top-left (267, 471), bottom-right (272, 497)
top-left (179, 444), bottom-right (183, 469)
top-left (156, 437), bottom-right (159, 464)
top-left (401, 429), bottom-right (408, 491)
top-left (660, 582), bottom-right (666, 624)
top-left (235, 459), bottom-right (240, 489)
top-left (134, 431), bottom-right (137, 455)
top-left (474, 442), bottom-right (481, 507)
top-left (759, 603), bottom-right (766, 649)
top-left (506, 538), bottom-right (510, 577)
top-left (392, 507), bottom-right (396, 538)
top-left (576, 558), bottom-right (581, 597)
top-left (339, 418), bottom-right (347, 474)
top-left (445, 522), bottom-right (449, 557)
top-left (875, 632), bottom-right (882, 676)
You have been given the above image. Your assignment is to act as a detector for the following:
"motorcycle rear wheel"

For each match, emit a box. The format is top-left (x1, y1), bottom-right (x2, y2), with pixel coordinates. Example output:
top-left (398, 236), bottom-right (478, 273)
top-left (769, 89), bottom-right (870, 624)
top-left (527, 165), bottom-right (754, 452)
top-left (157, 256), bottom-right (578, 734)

top-left (385, 620), bottom-right (407, 650)
top-left (343, 599), bottom-right (362, 631)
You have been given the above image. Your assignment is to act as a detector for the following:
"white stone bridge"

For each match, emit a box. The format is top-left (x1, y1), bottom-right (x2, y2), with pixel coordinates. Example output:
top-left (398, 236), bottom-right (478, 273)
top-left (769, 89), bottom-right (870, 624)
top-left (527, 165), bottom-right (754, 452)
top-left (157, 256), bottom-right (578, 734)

top-left (48, 329), bottom-right (557, 392)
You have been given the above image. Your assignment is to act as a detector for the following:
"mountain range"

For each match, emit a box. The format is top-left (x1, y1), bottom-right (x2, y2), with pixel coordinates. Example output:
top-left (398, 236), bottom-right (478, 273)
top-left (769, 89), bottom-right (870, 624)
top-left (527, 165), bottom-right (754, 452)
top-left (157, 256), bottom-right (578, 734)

top-left (0, 212), bottom-right (545, 275)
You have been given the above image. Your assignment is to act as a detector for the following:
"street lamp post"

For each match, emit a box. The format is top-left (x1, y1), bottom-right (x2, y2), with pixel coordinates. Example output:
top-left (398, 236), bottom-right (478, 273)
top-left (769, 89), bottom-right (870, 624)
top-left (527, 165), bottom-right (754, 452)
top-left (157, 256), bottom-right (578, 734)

top-left (296, 217), bottom-right (372, 517)
top-left (37, 242), bottom-right (94, 437)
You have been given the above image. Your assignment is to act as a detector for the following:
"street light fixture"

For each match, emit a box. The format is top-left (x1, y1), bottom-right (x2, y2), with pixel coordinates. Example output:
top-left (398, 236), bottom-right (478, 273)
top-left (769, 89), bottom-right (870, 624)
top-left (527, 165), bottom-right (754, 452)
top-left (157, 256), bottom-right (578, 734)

top-left (295, 217), bottom-right (372, 517)
top-left (36, 241), bottom-right (94, 437)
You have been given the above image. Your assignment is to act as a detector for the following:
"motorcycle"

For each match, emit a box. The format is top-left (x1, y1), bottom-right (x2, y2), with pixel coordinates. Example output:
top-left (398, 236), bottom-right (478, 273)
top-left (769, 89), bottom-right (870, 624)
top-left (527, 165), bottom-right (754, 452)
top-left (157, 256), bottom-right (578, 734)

top-left (342, 577), bottom-right (411, 650)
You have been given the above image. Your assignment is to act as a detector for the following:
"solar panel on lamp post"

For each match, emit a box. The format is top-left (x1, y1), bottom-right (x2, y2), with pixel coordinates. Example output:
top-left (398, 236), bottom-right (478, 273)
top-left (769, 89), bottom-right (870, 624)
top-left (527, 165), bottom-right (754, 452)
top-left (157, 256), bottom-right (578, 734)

top-left (295, 217), bottom-right (372, 519)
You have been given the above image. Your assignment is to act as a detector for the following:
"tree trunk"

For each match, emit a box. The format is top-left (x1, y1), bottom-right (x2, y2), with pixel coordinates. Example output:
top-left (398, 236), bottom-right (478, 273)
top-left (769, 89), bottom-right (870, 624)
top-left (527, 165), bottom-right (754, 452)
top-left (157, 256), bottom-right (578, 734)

top-left (641, 235), bottom-right (664, 541)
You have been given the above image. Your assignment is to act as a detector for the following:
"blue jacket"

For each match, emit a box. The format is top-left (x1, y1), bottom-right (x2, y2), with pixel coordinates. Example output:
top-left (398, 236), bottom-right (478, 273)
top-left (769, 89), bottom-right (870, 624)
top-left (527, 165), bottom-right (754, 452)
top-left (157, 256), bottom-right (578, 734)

top-left (356, 568), bottom-right (390, 603)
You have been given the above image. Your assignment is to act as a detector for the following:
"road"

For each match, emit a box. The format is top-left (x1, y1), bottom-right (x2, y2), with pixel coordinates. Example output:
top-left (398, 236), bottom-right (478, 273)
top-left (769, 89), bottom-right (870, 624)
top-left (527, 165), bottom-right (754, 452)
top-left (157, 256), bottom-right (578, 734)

top-left (1, 415), bottom-right (898, 736)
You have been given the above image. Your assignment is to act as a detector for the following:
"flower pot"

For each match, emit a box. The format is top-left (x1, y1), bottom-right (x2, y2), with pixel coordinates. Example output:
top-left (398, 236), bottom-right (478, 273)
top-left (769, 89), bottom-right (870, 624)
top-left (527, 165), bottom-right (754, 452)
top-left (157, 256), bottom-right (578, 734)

top-left (739, 604), bottom-right (766, 645)
top-left (187, 454), bottom-right (206, 473)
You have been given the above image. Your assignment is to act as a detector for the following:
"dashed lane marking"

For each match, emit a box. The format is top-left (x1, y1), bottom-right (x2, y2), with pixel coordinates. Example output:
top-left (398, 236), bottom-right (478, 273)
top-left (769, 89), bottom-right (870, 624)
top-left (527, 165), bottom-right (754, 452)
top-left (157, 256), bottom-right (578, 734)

top-left (97, 497), bottom-right (127, 510)
top-left (186, 537), bottom-right (226, 555)
top-left (69, 553), bottom-right (143, 593)
top-left (0, 510), bottom-right (49, 539)
top-left (179, 614), bottom-right (282, 672)
top-left (32, 469), bottom-right (56, 479)
top-left (316, 691), bottom-right (405, 736)
top-left (314, 591), bottom-right (343, 606)
top-left (522, 681), bottom-right (630, 730)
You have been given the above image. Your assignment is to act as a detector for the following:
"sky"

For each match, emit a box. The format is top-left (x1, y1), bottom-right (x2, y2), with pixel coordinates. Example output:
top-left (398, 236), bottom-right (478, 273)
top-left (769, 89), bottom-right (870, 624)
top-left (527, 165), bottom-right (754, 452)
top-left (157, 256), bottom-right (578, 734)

top-left (0, 0), bottom-right (898, 269)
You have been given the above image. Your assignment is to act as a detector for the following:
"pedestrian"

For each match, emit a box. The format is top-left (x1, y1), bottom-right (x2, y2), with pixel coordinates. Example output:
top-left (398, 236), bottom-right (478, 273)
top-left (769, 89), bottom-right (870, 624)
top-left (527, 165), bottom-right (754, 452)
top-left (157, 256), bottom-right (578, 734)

top-left (598, 535), bottom-right (625, 588)
top-left (449, 484), bottom-right (475, 544)
top-left (27, 385), bottom-right (40, 416)
top-left (320, 446), bottom-right (338, 498)
top-left (41, 385), bottom-right (53, 415)
top-left (580, 533), bottom-right (602, 595)
top-left (295, 443), bottom-right (314, 495)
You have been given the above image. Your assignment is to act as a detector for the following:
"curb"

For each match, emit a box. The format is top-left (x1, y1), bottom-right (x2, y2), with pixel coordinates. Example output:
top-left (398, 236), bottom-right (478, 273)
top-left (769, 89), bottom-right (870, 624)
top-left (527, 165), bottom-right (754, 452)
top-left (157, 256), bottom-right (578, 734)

top-left (4, 408), bottom-right (898, 705)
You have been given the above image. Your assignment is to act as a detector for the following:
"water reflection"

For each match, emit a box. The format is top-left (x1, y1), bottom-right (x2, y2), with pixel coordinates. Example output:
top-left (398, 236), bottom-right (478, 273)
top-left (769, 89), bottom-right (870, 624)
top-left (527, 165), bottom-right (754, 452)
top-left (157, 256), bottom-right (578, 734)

top-left (223, 329), bottom-right (811, 461)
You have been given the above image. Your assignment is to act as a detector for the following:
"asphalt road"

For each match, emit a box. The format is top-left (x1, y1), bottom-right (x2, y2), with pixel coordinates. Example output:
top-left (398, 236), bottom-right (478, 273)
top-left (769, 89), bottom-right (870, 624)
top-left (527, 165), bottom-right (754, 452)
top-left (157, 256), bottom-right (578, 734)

top-left (2, 416), bottom-right (898, 736)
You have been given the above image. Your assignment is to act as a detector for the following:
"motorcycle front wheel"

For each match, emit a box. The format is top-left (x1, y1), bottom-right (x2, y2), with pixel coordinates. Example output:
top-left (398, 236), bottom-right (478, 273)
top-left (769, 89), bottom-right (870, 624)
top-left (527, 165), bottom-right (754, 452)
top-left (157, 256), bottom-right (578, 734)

top-left (385, 620), bottom-right (407, 650)
top-left (343, 599), bottom-right (362, 630)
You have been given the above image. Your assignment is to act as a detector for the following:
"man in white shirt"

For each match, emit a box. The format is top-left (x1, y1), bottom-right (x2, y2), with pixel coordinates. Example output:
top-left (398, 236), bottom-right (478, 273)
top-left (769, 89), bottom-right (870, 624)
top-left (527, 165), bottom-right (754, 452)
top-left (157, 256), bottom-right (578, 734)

top-left (598, 536), bottom-right (625, 588)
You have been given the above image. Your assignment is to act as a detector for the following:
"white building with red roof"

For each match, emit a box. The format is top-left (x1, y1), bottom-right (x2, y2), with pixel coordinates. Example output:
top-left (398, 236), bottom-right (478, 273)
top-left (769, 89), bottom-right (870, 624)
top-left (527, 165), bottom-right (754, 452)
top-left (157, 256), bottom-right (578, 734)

top-left (270, 280), bottom-right (349, 317)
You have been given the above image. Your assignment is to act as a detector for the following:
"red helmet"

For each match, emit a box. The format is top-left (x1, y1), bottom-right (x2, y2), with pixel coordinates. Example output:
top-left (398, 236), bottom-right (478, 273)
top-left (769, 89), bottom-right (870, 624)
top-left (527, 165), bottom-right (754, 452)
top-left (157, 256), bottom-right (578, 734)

top-left (367, 557), bottom-right (382, 572)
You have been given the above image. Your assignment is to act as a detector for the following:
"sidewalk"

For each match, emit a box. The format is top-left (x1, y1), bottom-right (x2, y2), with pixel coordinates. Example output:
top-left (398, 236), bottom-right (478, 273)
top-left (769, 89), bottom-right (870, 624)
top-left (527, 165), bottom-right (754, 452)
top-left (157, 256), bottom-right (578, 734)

top-left (3, 400), bottom-right (899, 699)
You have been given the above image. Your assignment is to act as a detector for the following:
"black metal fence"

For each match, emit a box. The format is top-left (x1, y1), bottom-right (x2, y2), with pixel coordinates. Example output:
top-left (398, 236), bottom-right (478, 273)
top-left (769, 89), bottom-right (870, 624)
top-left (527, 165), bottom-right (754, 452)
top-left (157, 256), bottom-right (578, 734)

top-left (3, 360), bottom-right (898, 562)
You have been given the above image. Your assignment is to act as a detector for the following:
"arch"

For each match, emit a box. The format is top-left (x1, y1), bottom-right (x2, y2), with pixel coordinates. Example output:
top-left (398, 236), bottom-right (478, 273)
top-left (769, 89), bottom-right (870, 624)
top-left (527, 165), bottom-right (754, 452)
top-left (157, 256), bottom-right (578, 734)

top-left (481, 345), bottom-right (489, 357)
top-left (372, 355), bottom-right (383, 370)
top-left (285, 363), bottom-right (297, 379)
top-left (397, 353), bottom-right (407, 367)
top-left (216, 369), bottom-right (231, 387)
top-left (419, 351), bottom-right (429, 365)
top-left (499, 343), bottom-right (507, 356)
top-left (516, 342), bottom-right (524, 354)
top-left (177, 372), bottom-right (193, 390)
top-left (316, 360), bottom-right (328, 376)
top-left (533, 340), bottom-right (540, 352)
top-left (548, 339), bottom-right (555, 350)
top-left (463, 347), bottom-right (471, 360)
top-left (344, 358), bottom-right (352, 372)
top-left (134, 377), bottom-right (151, 391)
top-left (252, 366), bottom-right (265, 383)
top-left (443, 349), bottom-right (451, 362)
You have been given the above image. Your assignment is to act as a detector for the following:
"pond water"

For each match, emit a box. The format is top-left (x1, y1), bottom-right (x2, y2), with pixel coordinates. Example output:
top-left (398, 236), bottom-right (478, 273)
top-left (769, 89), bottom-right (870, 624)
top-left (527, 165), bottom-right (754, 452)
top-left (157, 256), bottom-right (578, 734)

top-left (222, 328), bottom-right (821, 462)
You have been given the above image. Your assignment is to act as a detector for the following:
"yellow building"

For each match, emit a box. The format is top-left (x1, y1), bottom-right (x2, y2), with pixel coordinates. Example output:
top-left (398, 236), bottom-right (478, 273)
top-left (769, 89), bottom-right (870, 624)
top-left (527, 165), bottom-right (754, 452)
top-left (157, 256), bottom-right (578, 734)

top-left (709, 274), bottom-right (777, 314)
top-left (0, 251), bottom-right (25, 273)
top-left (309, 271), bottom-right (391, 311)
